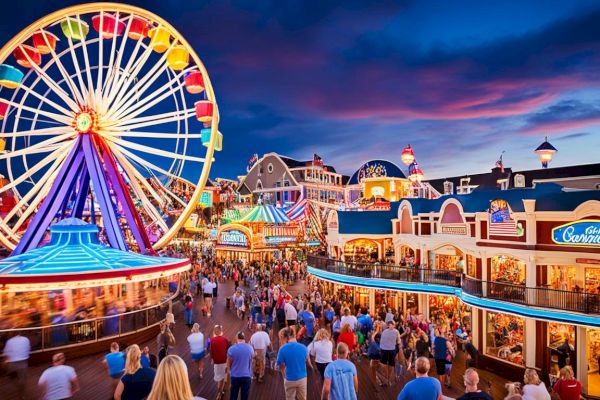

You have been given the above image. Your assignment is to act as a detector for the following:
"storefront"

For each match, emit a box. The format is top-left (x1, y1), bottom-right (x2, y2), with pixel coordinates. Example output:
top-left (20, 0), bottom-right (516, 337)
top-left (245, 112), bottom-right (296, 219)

top-left (399, 245), bottom-right (415, 265)
top-left (548, 265), bottom-right (578, 291)
top-left (466, 254), bottom-right (477, 277)
top-left (485, 311), bottom-right (525, 366)
top-left (548, 323), bottom-right (576, 375)
top-left (586, 267), bottom-right (600, 294)
top-left (344, 238), bottom-right (380, 263)
top-left (490, 255), bottom-right (526, 285)
top-left (588, 328), bottom-right (600, 397)
top-left (429, 245), bottom-right (464, 270)
top-left (428, 295), bottom-right (471, 326)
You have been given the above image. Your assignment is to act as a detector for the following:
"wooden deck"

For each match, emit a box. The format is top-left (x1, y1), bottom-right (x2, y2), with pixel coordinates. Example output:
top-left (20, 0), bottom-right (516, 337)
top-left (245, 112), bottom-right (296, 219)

top-left (2, 279), bottom-right (508, 400)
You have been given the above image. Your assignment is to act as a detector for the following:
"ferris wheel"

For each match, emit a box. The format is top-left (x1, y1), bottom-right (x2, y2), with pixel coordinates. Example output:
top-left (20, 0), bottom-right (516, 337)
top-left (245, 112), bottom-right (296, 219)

top-left (0, 3), bottom-right (222, 255)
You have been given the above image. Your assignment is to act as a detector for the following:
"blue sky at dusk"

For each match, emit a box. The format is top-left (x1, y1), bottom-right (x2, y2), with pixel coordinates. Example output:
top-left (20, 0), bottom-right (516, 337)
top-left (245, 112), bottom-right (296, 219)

top-left (2, 0), bottom-right (599, 180)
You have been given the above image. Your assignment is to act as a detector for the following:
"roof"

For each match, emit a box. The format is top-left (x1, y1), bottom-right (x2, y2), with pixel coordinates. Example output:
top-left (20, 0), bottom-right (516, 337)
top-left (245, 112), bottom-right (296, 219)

top-left (426, 163), bottom-right (600, 193)
top-left (237, 205), bottom-right (291, 223)
top-left (348, 159), bottom-right (406, 185)
top-left (337, 202), bottom-right (399, 234)
top-left (0, 219), bottom-right (184, 278)
top-left (401, 183), bottom-right (600, 215)
top-left (279, 155), bottom-right (338, 173)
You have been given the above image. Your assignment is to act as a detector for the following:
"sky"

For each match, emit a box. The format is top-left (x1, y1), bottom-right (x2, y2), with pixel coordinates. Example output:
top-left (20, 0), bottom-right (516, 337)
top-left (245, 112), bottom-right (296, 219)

top-left (2, 0), bottom-right (600, 180)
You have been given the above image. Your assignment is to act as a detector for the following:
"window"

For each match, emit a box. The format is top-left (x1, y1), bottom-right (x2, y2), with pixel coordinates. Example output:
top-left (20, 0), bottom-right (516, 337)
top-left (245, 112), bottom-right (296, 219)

top-left (486, 312), bottom-right (524, 365)
top-left (267, 163), bottom-right (274, 174)
top-left (443, 181), bottom-right (454, 195)
top-left (514, 174), bottom-right (525, 188)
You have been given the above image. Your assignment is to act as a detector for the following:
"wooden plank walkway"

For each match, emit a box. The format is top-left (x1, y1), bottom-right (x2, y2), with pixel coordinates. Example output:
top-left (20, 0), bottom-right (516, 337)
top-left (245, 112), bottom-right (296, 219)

top-left (2, 279), bottom-right (508, 399)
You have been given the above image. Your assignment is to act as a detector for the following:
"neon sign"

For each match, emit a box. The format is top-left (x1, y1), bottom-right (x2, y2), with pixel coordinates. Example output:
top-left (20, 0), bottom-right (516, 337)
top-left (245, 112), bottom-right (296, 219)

top-left (552, 220), bottom-right (600, 247)
top-left (218, 230), bottom-right (249, 248)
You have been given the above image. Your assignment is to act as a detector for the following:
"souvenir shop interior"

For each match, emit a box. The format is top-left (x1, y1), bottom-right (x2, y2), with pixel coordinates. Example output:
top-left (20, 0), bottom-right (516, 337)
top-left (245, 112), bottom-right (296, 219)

top-left (548, 322), bottom-right (576, 375)
top-left (429, 245), bottom-right (463, 270)
top-left (344, 239), bottom-right (380, 263)
top-left (466, 254), bottom-right (477, 277)
top-left (490, 255), bottom-right (526, 285)
top-left (589, 328), bottom-right (600, 397)
top-left (485, 311), bottom-right (525, 366)
top-left (586, 267), bottom-right (600, 293)
top-left (548, 265), bottom-right (578, 291)
top-left (428, 295), bottom-right (471, 326)
top-left (398, 245), bottom-right (415, 265)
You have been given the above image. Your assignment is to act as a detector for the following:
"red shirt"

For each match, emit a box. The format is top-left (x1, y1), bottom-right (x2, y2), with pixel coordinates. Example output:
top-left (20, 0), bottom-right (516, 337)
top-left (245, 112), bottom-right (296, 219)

top-left (210, 335), bottom-right (229, 364)
top-left (338, 332), bottom-right (356, 351)
top-left (553, 379), bottom-right (581, 400)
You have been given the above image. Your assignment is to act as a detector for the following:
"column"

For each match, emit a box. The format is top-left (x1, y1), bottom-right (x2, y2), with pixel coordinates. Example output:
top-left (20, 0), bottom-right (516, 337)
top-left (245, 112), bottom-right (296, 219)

top-left (526, 256), bottom-right (536, 306)
top-left (525, 318), bottom-right (537, 368)
top-left (471, 308), bottom-right (479, 349)
top-left (418, 293), bottom-right (428, 317)
top-left (63, 289), bottom-right (74, 311)
top-left (576, 326), bottom-right (587, 393)
top-left (369, 289), bottom-right (375, 311)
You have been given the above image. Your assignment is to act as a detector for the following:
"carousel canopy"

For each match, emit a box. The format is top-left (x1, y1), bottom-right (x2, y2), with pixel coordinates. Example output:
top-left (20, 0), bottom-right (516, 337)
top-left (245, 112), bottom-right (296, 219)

top-left (237, 205), bottom-right (290, 223)
top-left (286, 198), bottom-right (307, 221)
top-left (0, 218), bottom-right (188, 289)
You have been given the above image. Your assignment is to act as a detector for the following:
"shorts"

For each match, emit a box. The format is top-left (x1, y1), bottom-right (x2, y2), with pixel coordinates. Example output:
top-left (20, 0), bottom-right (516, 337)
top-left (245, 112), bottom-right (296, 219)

top-left (381, 349), bottom-right (396, 367)
top-left (204, 293), bottom-right (212, 298)
top-left (214, 363), bottom-right (227, 382)
top-left (191, 351), bottom-right (205, 361)
top-left (445, 363), bottom-right (453, 374)
top-left (254, 348), bottom-right (266, 361)
top-left (435, 359), bottom-right (446, 375)
top-left (287, 320), bottom-right (296, 326)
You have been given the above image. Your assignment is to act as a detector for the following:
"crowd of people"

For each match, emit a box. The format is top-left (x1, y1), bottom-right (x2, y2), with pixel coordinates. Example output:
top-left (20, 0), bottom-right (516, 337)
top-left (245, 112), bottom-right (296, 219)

top-left (1, 250), bottom-right (585, 400)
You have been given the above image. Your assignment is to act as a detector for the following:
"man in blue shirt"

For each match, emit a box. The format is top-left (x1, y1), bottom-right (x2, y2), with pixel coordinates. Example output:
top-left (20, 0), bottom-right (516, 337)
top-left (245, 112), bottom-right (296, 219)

top-left (322, 342), bottom-right (358, 400)
top-left (299, 305), bottom-right (316, 338)
top-left (433, 331), bottom-right (449, 388)
top-left (398, 357), bottom-right (443, 400)
top-left (102, 342), bottom-right (125, 396)
top-left (227, 331), bottom-right (254, 400)
top-left (276, 327), bottom-right (312, 400)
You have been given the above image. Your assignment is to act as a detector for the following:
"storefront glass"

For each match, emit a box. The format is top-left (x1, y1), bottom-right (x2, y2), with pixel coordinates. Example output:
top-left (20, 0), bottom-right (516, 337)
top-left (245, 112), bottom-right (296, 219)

top-left (467, 255), bottom-right (476, 277)
top-left (548, 266), bottom-right (577, 291)
top-left (485, 311), bottom-right (525, 366)
top-left (430, 246), bottom-right (463, 271)
top-left (344, 239), bottom-right (379, 263)
top-left (548, 323), bottom-right (575, 375)
top-left (491, 255), bottom-right (526, 285)
top-left (399, 246), bottom-right (415, 265)
top-left (586, 268), bottom-right (600, 294)
top-left (588, 328), bottom-right (600, 397)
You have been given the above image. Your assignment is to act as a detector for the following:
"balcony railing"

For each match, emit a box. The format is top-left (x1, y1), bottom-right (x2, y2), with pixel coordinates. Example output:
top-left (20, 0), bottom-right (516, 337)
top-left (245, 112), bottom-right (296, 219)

top-left (0, 293), bottom-right (179, 354)
top-left (308, 255), bottom-right (600, 315)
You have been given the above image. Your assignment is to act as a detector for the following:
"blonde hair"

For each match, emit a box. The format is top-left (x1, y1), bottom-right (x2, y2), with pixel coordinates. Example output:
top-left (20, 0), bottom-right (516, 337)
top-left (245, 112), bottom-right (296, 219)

top-left (340, 323), bottom-right (352, 334)
top-left (314, 328), bottom-right (330, 342)
top-left (524, 368), bottom-right (541, 385)
top-left (125, 344), bottom-right (142, 375)
top-left (147, 355), bottom-right (194, 400)
top-left (559, 366), bottom-right (574, 380)
top-left (191, 323), bottom-right (200, 334)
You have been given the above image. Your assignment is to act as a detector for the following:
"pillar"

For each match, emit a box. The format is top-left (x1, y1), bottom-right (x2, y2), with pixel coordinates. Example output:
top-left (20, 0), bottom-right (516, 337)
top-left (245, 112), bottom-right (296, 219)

top-left (418, 293), bottom-right (428, 317)
top-left (369, 289), bottom-right (375, 311)
top-left (471, 307), bottom-right (479, 348)
top-left (576, 326), bottom-right (588, 394)
top-left (63, 289), bottom-right (74, 311)
top-left (525, 318), bottom-right (537, 368)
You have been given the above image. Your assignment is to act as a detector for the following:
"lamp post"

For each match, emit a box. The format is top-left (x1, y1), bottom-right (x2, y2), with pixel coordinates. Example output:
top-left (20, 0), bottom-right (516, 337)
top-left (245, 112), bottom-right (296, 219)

top-left (534, 136), bottom-right (557, 168)
top-left (408, 161), bottom-right (424, 183)
top-left (401, 144), bottom-right (415, 166)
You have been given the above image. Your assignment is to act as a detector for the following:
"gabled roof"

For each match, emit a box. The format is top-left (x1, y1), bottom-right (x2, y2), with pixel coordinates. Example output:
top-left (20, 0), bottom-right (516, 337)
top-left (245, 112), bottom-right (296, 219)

top-left (348, 160), bottom-right (406, 185)
top-left (279, 155), bottom-right (337, 173)
top-left (337, 202), bottom-right (400, 234)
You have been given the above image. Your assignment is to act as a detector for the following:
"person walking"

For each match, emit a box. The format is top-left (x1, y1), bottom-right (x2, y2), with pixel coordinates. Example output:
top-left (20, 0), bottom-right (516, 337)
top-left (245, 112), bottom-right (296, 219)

top-left (210, 324), bottom-right (229, 400)
top-left (203, 276), bottom-right (216, 317)
top-left (379, 320), bottom-right (401, 386)
top-left (250, 324), bottom-right (271, 382)
top-left (284, 298), bottom-right (298, 332)
top-left (397, 357), bottom-right (443, 400)
top-left (308, 328), bottom-right (334, 380)
top-left (522, 368), bottom-right (551, 400)
top-left (184, 291), bottom-right (194, 327)
top-left (552, 366), bottom-right (582, 400)
top-left (187, 323), bottom-right (206, 379)
top-left (2, 332), bottom-right (30, 400)
top-left (103, 342), bottom-right (125, 398)
top-left (146, 355), bottom-right (206, 400)
top-left (367, 332), bottom-right (383, 387)
top-left (227, 331), bottom-right (254, 400)
top-left (321, 342), bottom-right (358, 400)
top-left (433, 330), bottom-right (449, 388)
top-left (457, 368), bottom-right (493, 400)
top-left (157, 322), bottom-right (176, 362)
top-left (276, 327), bottom-right (312, 400)
top-left (114, 344), bottom-right (156, 400)
top-left (38, 353), bottom-right (79, 400)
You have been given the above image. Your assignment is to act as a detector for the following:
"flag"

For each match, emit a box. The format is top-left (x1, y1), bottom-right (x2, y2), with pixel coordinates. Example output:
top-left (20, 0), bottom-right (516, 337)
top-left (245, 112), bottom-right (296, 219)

top-left (495, 152), bottom-right (505, 173)
top-left (312, 153), bottom-right (323, 167)
top-left (247, 153), bottom-right (258, 172)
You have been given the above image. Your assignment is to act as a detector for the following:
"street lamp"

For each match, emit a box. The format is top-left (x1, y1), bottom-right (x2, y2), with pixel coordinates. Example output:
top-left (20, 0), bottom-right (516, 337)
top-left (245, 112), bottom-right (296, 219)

top-left (408, 161), bottom-right (424, 183)
top-left (534, 136), bottom-right (557, 168)
top-left (401, 144), bottom-right (415, 166)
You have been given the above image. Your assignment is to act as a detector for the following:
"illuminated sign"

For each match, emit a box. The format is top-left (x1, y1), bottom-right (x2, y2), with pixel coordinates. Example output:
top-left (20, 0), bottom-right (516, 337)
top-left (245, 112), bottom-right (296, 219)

top-left (217, 230), bottom-right (249, 248)
top-left (552, 220), bottom-right (600, 247)
top-left (371, 186), bottom-right (385, 197)
top-left (198, 190), bottom-right (213, 208)
top-left (265, 236), bottom-right (296, 245)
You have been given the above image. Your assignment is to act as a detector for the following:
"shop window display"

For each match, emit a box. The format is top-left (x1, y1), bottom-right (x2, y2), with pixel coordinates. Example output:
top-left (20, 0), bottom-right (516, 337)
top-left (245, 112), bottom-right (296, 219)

top-left (588, 328), bottom-right (600, 397)
top-left (344, 239), bottom-right (379, 263)
top-left (548, 266), bottom-right (577, 291)
top-left (586, 268), bottom-right (600, 294)
top-left (467, 255), bottom-right (477, 277)
top-left (491, 255), bottom-right (526, 285)
top-left (486, 312), bottom-right (525, 366)
top-left (548, 323), bottom-right (575, 375)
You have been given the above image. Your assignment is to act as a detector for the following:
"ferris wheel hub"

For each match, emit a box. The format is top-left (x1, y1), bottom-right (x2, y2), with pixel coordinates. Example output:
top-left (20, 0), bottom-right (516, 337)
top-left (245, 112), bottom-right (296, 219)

top-left (74, 109), bottom-right (96, 134)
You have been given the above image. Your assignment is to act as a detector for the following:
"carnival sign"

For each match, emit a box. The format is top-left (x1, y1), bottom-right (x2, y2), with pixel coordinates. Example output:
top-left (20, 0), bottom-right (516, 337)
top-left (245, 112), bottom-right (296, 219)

top-left (198, 190), bottom-right (213, 208)
top-left (552, 220), bottom-right (600, 247)
top-left (217, 230), bottom-right (249, 248)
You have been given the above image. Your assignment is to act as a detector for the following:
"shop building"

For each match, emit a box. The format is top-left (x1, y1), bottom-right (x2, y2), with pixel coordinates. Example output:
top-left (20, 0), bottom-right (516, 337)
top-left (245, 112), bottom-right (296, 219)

top-left (314, 182), bottom-right (600, 397)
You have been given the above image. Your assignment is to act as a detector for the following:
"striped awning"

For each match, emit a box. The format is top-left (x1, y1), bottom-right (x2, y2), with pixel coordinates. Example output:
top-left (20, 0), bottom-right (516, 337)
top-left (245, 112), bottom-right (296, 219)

top-left (222, 209), bottom-right (242, 223)
top-left (286, 199), bottom-right (307, 221)
top-left (237, 205), bottom-right (290, 223)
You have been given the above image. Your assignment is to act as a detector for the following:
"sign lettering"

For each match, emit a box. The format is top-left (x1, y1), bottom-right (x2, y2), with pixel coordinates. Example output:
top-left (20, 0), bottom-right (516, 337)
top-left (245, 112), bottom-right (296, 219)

top-left (552, 220), bottom-right (600, 247)
top-left (217, 230), bottom-right (249, 248)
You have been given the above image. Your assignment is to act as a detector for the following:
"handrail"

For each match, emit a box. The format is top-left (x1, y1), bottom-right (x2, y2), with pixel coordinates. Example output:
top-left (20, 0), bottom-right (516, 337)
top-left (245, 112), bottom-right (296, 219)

top-left (308, 255), bottom-right (600, 315)
top-left (0, 290), bottom-right (180, 353)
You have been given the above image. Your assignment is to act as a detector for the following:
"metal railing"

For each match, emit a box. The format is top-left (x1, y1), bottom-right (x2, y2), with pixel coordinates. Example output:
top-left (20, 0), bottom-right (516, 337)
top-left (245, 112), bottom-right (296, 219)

top-left (308, 255), bottom-right (600, 315)
top-left (0, 293), bottom-right (179, 354)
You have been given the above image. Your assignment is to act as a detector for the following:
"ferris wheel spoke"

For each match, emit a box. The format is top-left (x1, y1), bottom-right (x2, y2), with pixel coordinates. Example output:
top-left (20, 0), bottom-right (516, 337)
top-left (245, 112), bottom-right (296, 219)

top-left (76, 15), bottom-right (100, 108)
top-left (114, 107), bottom-right (195, 128)
top-left (18, 45), bottom-right (82, 110)
top-left (2, 126), bottom-right (73, 140)
top-left (17, 83), bottom-right (74, 116)
top-left (64, 17), bottom-right (90, 100)
top-left (100, 131), bottom-right (201, 139)
top-left (0, 144), bottom-right (71, 193)
top-left (105, 136), bottom-right (205, 163)
top-left (101, 13), bottom-right (133, 108)
top-left (3, 99), bottom-right (73, 125)
top-left (107, 39), bottom-right (179, 119)
top-left (110, 66), bottom-right (192, 123)
top-left (110, 109), bottom-right (194, 131)
top-left (96, 11), bottom-right (105, 106)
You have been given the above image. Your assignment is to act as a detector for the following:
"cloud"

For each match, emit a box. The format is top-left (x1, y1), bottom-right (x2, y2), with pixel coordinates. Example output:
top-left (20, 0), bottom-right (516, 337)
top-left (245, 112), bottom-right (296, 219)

top-left (518, 100), bottom-right (600, 134)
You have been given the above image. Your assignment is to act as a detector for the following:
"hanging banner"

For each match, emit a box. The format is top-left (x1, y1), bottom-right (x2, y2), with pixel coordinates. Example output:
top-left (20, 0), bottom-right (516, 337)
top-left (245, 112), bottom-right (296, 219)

top-left (552, 220), bottom-right (600, 247)
top-left (217, 229), bottom-right (249, 248)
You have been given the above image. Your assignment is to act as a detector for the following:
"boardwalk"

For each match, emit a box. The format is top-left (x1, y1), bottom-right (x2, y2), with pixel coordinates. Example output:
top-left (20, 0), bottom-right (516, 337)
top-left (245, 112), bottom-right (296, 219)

top-left (2, 279), bottom-right (508, 400)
